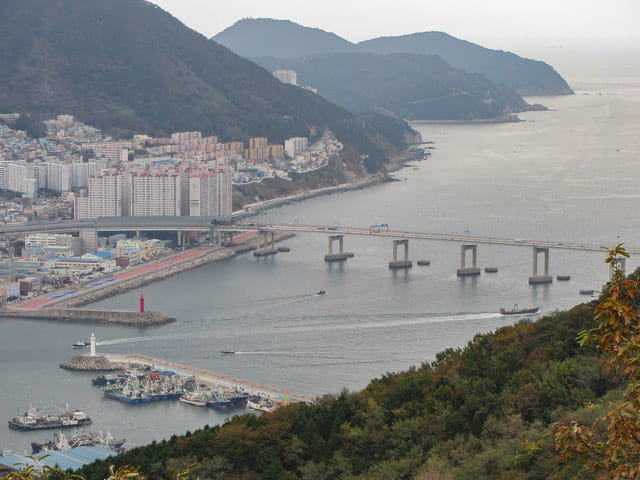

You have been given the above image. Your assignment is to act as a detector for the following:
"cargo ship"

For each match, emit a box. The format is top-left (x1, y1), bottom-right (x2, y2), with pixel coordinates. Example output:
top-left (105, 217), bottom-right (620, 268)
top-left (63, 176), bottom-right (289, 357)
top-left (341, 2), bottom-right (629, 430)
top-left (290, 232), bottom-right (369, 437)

top-left (31, 430), bottom-right (126, 454)
top-left (8, 406), bottom-right (92, 431)
top-left (499, 305), bottom-right (540, 315)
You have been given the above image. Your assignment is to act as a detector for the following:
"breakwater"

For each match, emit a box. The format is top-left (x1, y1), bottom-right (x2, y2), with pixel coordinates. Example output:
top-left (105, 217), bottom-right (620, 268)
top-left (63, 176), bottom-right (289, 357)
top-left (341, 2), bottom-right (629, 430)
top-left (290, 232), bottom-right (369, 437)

top-left (55, 232), bottom-right (293, 308)
top-left (55, 248), bottom-right (236, 308)
top-left (1, 308), bottom-right (174, 326)
top-left (105, 353), bottom-right (315, 404)
top-left (60, 354), bottom-right (147, 371)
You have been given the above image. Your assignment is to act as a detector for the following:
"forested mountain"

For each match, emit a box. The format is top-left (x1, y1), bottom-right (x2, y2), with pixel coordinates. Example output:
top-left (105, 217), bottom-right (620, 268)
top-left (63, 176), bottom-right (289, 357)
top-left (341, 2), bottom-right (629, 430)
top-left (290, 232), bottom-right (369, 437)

top-left (213, 18), bottom-right (358, 59)
top-left (359, 32), bottom-right (574, 96)
top-left (213, 18), bottom-right (573, 97)
top-left (0, 0), bottom-right (416, 174)
top-left (77, 297), bottom-right (618, 479)
top-left (256, 53), bottom-right (532, 121)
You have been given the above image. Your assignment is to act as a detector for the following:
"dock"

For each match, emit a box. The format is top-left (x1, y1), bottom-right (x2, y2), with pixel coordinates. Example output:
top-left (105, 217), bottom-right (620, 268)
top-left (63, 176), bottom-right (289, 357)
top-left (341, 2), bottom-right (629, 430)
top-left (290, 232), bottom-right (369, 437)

top-left (103, 353), bottom-right (315, 404)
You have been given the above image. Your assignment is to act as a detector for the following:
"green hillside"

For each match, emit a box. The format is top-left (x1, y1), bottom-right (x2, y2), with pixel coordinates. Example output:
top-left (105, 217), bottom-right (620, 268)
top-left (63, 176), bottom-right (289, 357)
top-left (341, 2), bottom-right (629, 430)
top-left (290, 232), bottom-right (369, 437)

top-left (257, 53), bottom-right (533, 121)
top-left (359, 32), bottom-right (574, 96)
top-left (76, 296), bottom-right (618, 479)
top-left (213, 18), bottom-right (573, 97)
top-left (213, 18), bottom-right (358, 59)
top-left (0, 0), bottom-right (415, 174)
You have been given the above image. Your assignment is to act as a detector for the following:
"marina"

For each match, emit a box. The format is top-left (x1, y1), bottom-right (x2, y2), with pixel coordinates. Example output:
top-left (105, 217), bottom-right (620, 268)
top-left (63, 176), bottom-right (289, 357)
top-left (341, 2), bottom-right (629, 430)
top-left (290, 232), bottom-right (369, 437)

top-left (100, 353), bottom-right (315, 404)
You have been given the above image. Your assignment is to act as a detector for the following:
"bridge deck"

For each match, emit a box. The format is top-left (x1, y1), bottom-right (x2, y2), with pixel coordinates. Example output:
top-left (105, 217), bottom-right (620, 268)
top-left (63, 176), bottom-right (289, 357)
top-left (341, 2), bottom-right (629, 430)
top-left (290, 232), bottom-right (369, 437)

top-left (0, 219), bottom-right (636, 254)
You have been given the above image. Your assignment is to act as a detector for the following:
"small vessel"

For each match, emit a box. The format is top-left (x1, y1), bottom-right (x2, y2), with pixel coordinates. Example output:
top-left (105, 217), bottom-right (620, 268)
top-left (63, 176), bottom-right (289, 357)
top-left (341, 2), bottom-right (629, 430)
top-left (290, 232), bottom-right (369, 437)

top-left (8, 406), bottom-right (92, 431)
top-left (499, 305), bottom-right (540, 316)
top-left (179, 390), bottom-right (210, 407)
top-left (72, 340), bottom-right (89, 348)
top-left (206, 391), bottom-right (233, 410)
top-left (247, 395), bottom-right (278, 413)
top-left (277, 246), bottom-right (291, 252)
top-left (220, 350), bottom-right (235, 355)
top-left (31, 430), bottom-right (126, 454)
top-left (317, 290), bottom-right (326, 295)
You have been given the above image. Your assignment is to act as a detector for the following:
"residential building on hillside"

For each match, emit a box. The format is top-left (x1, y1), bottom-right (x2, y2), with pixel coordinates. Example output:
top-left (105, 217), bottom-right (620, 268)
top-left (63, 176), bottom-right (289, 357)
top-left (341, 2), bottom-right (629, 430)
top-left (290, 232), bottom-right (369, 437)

top-left (273, 69), bottom-right (297, 86)
top-left (284, 137), bottom-right (309, 158)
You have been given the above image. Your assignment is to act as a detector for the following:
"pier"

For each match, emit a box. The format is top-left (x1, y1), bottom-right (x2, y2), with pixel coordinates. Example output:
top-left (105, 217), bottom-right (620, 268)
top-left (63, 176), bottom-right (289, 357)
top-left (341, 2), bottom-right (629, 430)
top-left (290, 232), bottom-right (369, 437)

top-left (103, 353), bottom-right (314, 404)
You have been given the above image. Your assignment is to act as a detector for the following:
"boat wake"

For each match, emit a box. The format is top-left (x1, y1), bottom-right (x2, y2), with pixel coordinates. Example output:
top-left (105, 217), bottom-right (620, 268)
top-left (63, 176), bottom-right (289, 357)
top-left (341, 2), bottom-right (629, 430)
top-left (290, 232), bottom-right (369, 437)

top-left (271, 311), bottom-right (505, 333)
top-left (96, 336), bottom-right (155, 346)
top-left (231, 350), bottom-right (304, 356)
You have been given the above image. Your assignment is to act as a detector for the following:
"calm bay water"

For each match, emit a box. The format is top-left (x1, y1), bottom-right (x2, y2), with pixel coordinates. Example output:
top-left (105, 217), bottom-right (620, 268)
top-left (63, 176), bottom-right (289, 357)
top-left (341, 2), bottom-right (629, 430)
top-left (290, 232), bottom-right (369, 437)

top-left (2, 77), bottom-right (640, 454)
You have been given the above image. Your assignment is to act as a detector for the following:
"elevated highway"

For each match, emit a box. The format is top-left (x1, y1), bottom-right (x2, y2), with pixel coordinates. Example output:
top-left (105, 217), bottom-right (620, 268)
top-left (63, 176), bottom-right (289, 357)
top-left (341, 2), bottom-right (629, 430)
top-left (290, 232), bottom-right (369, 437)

top-left (0, 218), bottom-right (636, 255)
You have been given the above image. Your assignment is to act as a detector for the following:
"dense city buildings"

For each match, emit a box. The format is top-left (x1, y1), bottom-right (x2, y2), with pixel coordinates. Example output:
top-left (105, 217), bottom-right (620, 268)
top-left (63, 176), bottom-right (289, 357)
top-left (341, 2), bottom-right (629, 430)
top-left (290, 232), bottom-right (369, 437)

top-left (0, 113), bottom-right (339, 220)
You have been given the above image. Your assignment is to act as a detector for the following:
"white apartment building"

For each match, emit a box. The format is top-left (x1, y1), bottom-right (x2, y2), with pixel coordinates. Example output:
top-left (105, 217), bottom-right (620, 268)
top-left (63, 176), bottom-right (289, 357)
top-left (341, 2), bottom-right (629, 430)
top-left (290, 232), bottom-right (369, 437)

top-left (71, 162), bottom-right (96, 189)
top-left (45, 162), bottom-right (71, 192)
top-left (284, 137), bottom-right (309, 158)
top-left (84, 141), bottom-right (132, 161)
top-left (74, 172), bottom-right (124, 219)
top-left (0, 163), bottom-right (37, 196)
top-left (273, 69), bottom-right (297, 86)
top-left (127, 172), bottom-right (181, 216)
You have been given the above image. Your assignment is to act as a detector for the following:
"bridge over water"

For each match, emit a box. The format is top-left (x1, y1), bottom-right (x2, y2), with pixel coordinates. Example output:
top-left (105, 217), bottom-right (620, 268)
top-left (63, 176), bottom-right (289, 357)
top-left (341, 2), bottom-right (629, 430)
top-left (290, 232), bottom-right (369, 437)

top-left (0, 218), bottom-right (635, 283)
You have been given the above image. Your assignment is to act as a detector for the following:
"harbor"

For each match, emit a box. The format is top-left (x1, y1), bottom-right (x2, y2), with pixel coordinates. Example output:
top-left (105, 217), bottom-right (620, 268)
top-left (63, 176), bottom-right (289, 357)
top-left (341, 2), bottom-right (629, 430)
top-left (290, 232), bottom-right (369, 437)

top-left (82, 352), bottom-right (314, 405)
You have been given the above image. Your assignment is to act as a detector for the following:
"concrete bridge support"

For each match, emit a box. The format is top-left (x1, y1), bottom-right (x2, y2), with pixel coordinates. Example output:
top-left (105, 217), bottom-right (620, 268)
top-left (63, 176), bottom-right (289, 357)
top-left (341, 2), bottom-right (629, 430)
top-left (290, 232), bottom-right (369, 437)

top-left (529, 247), bottom-right (553, 284)
top-left (325, 235), bottom-right (352, 262)
top-left (609, 257), bottom-right (626, 280)
top-left (389, 239), bottom-right (412, 269)
top-left (254, 231), bottom-right (278, 257)
top-left (79, 228), bottom-right (98, 254)
top-left (457, 244), bottom-right (481, 276)
top-left (220, 231), bottom-right (235, 246)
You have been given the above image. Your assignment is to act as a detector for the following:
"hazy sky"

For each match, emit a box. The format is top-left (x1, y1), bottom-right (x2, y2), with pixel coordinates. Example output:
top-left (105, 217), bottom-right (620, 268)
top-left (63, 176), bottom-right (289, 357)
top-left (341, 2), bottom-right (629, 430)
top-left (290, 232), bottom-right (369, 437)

top-left (150, 0), bottom-right (639, 47)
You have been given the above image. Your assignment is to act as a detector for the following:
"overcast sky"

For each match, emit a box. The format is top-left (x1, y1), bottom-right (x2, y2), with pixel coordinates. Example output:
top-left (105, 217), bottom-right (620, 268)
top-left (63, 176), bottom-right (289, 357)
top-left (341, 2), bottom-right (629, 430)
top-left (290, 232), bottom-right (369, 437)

top-left (150, 0), bottom-right (639, 47)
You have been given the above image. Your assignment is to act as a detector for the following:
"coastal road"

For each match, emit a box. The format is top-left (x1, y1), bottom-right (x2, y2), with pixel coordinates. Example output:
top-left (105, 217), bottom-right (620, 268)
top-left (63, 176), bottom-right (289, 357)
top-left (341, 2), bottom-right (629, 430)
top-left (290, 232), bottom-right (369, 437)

top-left (12, 247), bottom-right (215, 310)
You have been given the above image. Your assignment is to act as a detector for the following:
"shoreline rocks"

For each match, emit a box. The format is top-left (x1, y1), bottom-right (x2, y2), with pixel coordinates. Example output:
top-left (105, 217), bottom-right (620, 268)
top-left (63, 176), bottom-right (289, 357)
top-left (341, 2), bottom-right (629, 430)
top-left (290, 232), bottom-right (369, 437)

top-left (60, 354), bottom-right (145, 372)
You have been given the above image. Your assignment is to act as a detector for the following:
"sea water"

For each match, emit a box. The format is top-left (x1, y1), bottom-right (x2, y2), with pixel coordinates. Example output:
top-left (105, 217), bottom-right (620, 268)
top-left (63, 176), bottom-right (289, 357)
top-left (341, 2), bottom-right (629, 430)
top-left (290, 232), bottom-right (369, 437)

top-left (1, 75), bottom-right (639, 454)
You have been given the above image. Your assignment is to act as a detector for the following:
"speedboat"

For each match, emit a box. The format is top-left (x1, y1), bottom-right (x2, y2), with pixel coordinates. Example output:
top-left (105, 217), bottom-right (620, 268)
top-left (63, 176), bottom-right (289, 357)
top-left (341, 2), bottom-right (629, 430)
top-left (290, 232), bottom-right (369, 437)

top-left (72, 340), bottom-right (90, 348)
top-left (220, 350), bottom-right (235, 355)
top-left (317, 290), bottom-right (326, 295)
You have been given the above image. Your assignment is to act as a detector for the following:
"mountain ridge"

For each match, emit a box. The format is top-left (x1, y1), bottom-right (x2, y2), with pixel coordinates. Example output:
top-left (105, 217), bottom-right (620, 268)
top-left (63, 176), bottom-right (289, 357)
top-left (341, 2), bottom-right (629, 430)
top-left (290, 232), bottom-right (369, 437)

top-left (0, 0), bottom-right (417, 175)
top-left (212, 18), bottom-right (573, 97)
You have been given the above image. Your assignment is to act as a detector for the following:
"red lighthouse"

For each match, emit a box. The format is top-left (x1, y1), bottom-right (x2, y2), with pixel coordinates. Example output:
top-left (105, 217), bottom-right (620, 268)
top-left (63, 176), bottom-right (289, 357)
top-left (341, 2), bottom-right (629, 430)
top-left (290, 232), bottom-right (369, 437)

top-left (140, 293), bottom-right (145, 313)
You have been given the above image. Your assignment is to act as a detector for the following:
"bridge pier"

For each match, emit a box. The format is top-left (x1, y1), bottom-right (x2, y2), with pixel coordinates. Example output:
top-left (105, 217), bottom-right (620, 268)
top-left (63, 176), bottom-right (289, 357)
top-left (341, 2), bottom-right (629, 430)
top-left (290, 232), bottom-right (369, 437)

top-left (254, 230), bottom-right (278, 257)
top-left (325, 235), bottom-right (353, 262)
top-left (609, 256), bottom-right (626, 280)
top-left (529, 247), bottom-right (553, 284)
top-left (457, 244), bottom-right (481, 276)
top-left (79, 228), bottom-right (97, 255)
top-left (389, 239), bottom-right (412, 269)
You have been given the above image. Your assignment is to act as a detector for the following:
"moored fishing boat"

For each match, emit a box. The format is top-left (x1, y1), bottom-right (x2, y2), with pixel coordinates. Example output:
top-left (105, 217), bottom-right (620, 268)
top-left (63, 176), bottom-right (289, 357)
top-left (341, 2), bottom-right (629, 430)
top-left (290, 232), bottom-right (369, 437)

top-left (31, 430), bottom-right (126, 454)
top-left (8, 406), bottom-right (92, 431)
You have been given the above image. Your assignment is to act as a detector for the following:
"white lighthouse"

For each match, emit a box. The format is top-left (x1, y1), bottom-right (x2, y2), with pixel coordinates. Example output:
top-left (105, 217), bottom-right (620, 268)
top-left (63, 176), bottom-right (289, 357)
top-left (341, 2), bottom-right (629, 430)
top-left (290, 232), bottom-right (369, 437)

top-left (90, 332), bottom-right (96, 356)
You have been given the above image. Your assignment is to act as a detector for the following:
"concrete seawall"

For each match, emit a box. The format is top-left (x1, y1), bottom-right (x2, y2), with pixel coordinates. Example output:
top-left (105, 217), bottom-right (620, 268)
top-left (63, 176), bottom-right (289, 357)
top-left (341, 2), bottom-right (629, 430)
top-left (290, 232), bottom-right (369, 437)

top-left (1, 308), bottom-right (175, 326)
top-left (55, 248), bottom-right (236, 308)
top-left (55, 232), bottom-right (293, 308)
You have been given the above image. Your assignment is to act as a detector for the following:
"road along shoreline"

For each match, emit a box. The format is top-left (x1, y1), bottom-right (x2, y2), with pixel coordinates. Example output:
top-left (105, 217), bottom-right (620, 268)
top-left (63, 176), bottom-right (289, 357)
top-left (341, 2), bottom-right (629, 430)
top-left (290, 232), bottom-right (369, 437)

top-left (1, 231), bottom-right (294, 323)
